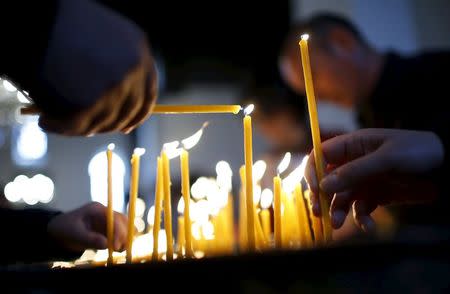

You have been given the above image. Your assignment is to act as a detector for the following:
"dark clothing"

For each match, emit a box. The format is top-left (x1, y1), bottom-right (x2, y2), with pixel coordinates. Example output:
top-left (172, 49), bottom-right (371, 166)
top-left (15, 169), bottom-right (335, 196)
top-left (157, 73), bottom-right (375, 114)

top-left (0, 208), bottom-right (80, 264)
top-left (1, 2), bottom-right (80, 264)
top-left (358, 52), bottom-right (450, 226)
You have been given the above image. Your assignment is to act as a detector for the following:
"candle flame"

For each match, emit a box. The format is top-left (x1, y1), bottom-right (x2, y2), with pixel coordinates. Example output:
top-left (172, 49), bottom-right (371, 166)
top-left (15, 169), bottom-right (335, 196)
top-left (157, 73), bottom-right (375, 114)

top-left (282, 155), bottom-right (309, 193)
top-left (253, 185), bottom-right (262, 204)
top-left (243, 104), bottom-right (255, 115)
top-left (163, 140), bottom-right (180, 151)
top-left (107, 143), bottom-right (115, 151)
top-left (260, 188), bottom-right (273, 209)
top-left (253, 160), bottom-right (267, 182)
top-left (166, 148), bottom-right (183, 159)
top-left (177, 197), bottom-right (185, 214)
top-left (181, 122), bottom-right (209, 150)
top-left (215, 161), bottom-right (232, 177)
top-left (301, 34), bottom-right (309, 41)
top-left (277, 152), bottom-right (291, 174)
top-left (147, 205), bottom-right (155, 226)
top-left (133, 147), bottom-right (146, 156)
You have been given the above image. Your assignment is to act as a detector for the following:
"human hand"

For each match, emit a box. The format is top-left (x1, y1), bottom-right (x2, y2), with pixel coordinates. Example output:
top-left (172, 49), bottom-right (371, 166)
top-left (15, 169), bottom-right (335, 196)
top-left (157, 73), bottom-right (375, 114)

top-left (36, 0), bottom-right (157, 136)
top-left (47, 202), bottom-right (128, 252)
top-left (305, 128), bottom-right (444, 232)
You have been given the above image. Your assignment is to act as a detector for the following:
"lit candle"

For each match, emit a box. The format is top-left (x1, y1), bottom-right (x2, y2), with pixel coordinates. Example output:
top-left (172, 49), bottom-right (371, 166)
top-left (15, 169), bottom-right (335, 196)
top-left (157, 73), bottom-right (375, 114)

top-left (152, 157), bottom-right (163, 261)
top-left (20, 104), bottom-right (242, 115)
top-left (180, 150), bottom-right (193, 257)
top-left (152, 105), bottom-right (241, 114)
top-left (273, 152), bottom-right (291, 249)
top-left (243, 104), bottom-right (256, 251)
top-left (106, 143), bottom-right (114, 265)
top-left (259, 188), bottom-right (273, 242)
top-left (161, 150), bottom-right (174, 261)
top-left (177, 198), bottom-right (185, 257)
top-left (299, 34), bottom-right (332, 242)
top-left (126, 147), bottom-right (145, 263)
top-left (238, 165), bottom-right (247, 251)
top-left (273, 175), bottom-right (282, 249)
top-left (294, 183), bottom-right (313, 248)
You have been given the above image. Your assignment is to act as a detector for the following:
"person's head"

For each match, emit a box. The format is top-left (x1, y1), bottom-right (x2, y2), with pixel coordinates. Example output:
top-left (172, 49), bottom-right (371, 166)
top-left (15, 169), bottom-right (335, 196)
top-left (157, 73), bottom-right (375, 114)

top-left (242, 82), bottom-right (309, 152)
top-left (279, 13), bottom-right (382, 108)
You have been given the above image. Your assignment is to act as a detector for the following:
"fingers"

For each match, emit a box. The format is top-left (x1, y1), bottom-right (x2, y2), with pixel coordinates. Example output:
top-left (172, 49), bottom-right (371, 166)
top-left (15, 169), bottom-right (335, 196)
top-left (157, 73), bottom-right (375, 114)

top-left (352, 200), bottom-right (377, 233)
top-left (320, 150), bottom-right (388, 195)
top-left (83, 231), bottom-right (108, 249)
top-left (305, 151), bottom-right (319, 195)
top-left (113, 212), bottom-right (128, 252)
top-left (330, 191), bottom-right (353, 229)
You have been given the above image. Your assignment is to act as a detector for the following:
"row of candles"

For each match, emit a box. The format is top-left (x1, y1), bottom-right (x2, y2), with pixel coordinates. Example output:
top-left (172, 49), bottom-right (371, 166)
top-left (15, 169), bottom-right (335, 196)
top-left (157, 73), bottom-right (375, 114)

top-left (72, 33), bottom-right (331, 265)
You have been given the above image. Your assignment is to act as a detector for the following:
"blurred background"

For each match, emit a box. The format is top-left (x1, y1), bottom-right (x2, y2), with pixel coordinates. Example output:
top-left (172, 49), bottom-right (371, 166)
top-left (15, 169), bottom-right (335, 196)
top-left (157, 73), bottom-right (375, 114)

top-left (1, 0), bottom-right (449, 228)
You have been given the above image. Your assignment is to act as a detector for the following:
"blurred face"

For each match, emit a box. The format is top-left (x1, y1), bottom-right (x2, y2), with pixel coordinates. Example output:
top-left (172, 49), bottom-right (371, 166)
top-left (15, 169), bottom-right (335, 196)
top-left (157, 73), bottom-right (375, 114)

top-left (279, 34), bottom-right (362, 108)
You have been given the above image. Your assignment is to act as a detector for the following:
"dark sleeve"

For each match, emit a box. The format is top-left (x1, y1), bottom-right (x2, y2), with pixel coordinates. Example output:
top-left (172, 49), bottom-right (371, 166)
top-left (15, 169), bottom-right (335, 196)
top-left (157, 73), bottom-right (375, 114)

top-left (0, 208), bottom-right (81, 265)
top-left (0, 2), bottom-right (59, 96)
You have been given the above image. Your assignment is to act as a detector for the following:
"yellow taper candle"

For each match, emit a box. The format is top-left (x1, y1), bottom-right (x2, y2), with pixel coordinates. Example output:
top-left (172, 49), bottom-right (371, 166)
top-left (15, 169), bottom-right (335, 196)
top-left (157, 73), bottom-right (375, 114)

top-left (243, 105), bottom-right (256, 251)
top-left (153, 105), bottom-right (241, 114)
top-left (106, 143), bottom-right (114, 265)
top-left (273, 175), bottom-right (282, 249)
top-left (180, 150), bottom-right (193, 257)
top-left (294, 183), bottom-right (313, 248)
top-left (162, 151), bottom-right (174, 260)
top-left (299, 34), bottom-right (332, 242)
top-left (238, 166), bottom-right (247, 251)
top-left (126, 148), bottom-right (145, 263)
top-left (152, 157), bottom-right (163, 261)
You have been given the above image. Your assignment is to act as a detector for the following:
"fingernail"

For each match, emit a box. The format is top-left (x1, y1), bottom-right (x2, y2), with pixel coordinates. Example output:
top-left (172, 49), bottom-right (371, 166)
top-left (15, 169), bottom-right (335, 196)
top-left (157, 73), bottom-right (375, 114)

top-left (320, 173), bottom-right (339, 193)
top-left (123, 128), bottom-right (132, 134)
top-left (87, 133), bottom-right (95, 137)
top-left (361, 216), bottom-right (375, 233)
top-left (331, 210), bottom-right (346, 229)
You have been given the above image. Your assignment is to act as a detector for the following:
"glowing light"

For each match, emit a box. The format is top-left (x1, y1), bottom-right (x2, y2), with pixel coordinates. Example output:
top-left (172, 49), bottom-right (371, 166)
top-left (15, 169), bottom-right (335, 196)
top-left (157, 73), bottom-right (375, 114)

top-left (134, 217), bottom-right (146, 233)
top-left (3, 80), bottom-right (17, 92)
top-left (17, 92), bottom-right (30, 103)
top-left (191, 199), bottom-right (210, 224)
top-left (216, 161), bottom-right (232, 192)
top-left (133, 148), bottom-right (146, 156)
top-left (301, 34), bottom-right (309, 41)
top-left (4, 182), bottom-right (20, 202)
top-left (16, 121), bottom-right (47, 161)
top-left (88, 151), bottom-right (126, 212)
top-left (202, 221), bottom-right (215, 240)
top-left (147, 205), bottom-right (155, 226)
top-left (282, 155), bottom-right (309, 193)
top-left (135, 198), bottom-right (146, 218)
top-left (277, 152), bottom-right (291, 175)
top-left (253, 185), bottom-right (262, 204)
top-left (253, 160), bottom-right (267, 182)
top-left (177, 197), bottom-right (185, 214)
top-left (260, 189), bottom-right (273, 209)
top-left (191, 177), bottom-right (210, 200)
top-left (4, 174), bottom-right (54, 204)
top-left (107, 143), bottom-right (115, 151)
top-left (181, 122), bottom-right (209, 150)
top-left (163, 140), bottom-right (179, 151)
top-left (243, 104), bottom-right (255, 115)
top-left (191, 222), bottom-right (202, 240)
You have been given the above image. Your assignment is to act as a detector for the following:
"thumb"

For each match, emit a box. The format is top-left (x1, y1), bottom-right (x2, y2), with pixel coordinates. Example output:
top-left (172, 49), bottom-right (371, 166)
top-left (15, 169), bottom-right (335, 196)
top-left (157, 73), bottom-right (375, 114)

top-left (319, 150), bottom-right (387, 194)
